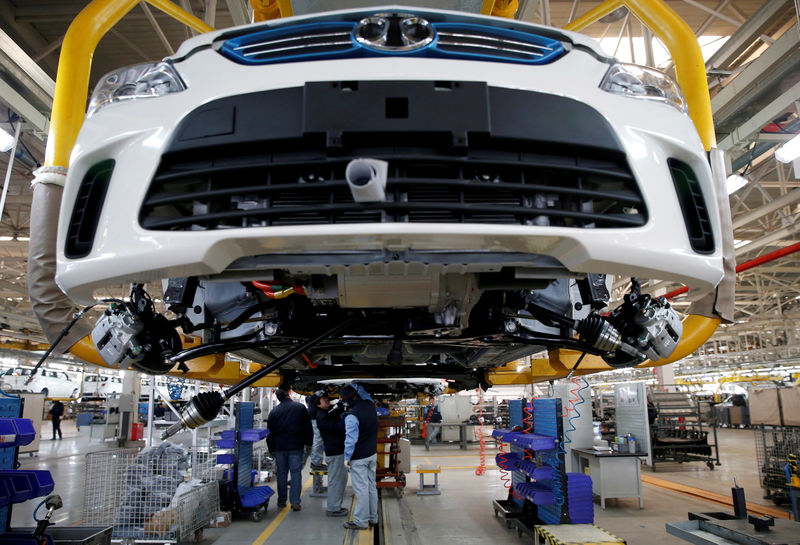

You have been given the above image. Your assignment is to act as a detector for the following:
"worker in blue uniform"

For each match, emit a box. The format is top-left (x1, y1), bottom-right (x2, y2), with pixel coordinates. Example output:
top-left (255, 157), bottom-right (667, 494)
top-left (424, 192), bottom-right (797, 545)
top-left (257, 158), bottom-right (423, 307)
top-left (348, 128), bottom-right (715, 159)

top-left (313, 391), bottom-right (349, 517)
top-left (267, 387), bottom-right (313, 511)
top-left (341, 384), bottom-right (379, 530)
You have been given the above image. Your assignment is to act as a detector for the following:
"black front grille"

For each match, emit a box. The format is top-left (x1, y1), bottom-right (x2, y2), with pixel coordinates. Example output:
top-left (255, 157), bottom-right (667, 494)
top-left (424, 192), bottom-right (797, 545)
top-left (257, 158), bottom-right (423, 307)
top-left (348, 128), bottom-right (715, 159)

top-left (65, 160), bottom-right (115, 258)
top-left (140, 136), bottom-right (646, 231)
top-left (668, 158), bottom-right (714, 254)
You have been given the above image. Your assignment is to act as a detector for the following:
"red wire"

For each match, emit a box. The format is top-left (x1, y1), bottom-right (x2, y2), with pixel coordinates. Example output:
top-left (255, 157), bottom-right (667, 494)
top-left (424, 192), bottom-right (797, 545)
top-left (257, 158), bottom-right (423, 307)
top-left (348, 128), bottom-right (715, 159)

top-left (523, 403), bottom-right (533, 433)
top-left (475, 388), bottom-right (487, 476)
top-left (498, 442), bottom-right (525, 500)
top-left (251, 280), bottom-right (306, 297)
top-left (421, 399), bottom-right (435, 439)
top-left (522, 403), bottom-right (535, 460)
top-left (301, 353), bottom-right (318, 369)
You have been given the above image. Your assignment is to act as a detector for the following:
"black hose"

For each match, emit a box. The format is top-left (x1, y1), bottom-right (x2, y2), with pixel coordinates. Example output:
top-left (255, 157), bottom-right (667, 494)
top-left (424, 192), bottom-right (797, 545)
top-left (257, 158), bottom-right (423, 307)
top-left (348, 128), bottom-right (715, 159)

top-left (221, 301), bottom-right (275, 332)
top-left (224, 313), bottom-right (364, 398)
top-left (26, 305), bottom-right (94, 383)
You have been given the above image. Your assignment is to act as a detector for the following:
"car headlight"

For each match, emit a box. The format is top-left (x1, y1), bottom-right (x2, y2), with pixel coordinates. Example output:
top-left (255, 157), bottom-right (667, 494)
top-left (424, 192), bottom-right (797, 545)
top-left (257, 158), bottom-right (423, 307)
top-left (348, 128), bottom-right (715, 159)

top-left (600, 63), bottom-right (687, 114)
top-left (87, 62), bottom-right (186, 117)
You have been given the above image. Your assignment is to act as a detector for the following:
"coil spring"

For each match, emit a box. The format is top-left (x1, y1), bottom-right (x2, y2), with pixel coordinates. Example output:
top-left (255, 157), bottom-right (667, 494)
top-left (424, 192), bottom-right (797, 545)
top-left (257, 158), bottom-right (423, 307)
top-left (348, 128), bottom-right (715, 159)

top-left (523, 403), bottom-right (535, 459)
top-left (555, 376), bottom-right (589, 508)
top-left (498, 443), bottom-right (525, 500)
top-left (475, 388), bottom-right (487, 476)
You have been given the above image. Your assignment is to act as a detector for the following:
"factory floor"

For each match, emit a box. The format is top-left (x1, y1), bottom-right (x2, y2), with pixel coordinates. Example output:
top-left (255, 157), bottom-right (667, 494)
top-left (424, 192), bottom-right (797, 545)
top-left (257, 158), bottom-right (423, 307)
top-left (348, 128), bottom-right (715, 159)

top-left (9, 423), bottom-right (792, 545)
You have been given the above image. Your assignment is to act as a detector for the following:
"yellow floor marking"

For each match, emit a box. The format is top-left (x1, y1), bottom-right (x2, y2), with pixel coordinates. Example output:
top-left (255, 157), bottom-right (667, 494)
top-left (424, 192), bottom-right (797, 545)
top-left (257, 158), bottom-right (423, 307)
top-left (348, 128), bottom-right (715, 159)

top-left (251, 476), bottom-right (313, 545)
top-left (424, 456), bottom-right (432, 465)
top-left (417, 454), bottom-right (487, 458)
top-left (441, 465), bottom-right (498, 470)
top-left (641, 474), bottom-right (790, 520)
top-left (358, 524), bottom-right (374, 545)
top-left (381, 494), bottom-right (390, 545)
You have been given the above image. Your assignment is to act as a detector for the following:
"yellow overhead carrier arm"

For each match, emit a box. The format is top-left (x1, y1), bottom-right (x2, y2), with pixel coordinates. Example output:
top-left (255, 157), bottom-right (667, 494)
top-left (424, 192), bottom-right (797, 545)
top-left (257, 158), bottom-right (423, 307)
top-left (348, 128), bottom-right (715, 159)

top-left (38, 0), bottom-right (720, 387)
top-left (40, 0), bottom-right (278, 387)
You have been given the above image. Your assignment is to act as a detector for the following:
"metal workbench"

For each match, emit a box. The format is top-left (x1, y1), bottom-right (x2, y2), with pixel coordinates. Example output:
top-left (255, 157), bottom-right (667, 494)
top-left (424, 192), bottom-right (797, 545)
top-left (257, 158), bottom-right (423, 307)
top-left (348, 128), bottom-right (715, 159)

top-left (571, 448), bottom-right (645, 509)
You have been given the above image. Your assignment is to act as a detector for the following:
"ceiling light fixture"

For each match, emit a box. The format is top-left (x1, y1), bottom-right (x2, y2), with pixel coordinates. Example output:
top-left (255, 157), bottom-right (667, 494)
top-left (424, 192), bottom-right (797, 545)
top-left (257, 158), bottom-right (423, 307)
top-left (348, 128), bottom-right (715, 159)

top-left (774, 133), bottom-right (800, 163)
top-left (726, 174), bottom-right (749, 194)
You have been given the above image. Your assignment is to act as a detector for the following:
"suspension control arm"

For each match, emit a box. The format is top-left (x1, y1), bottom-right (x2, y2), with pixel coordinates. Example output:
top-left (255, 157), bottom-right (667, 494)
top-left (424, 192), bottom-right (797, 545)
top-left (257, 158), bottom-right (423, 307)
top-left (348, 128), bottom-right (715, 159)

top-left (161, 313), bottom-right (363, 439)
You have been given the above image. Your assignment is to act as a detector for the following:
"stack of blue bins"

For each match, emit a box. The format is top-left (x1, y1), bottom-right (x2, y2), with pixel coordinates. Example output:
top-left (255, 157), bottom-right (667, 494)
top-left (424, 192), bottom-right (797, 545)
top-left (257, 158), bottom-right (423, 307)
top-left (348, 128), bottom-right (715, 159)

top-left (217, 428), bottom-right (274, 508)
top-left (0, 418), bottom-right (56, 545)
top-left (565, 473), bottom-right (593, 523)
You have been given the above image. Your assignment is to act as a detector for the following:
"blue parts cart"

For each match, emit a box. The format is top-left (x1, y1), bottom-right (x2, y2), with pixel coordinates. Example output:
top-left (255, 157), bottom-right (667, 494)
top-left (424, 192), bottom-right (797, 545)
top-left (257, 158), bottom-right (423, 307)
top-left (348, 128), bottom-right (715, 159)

top-left (218, 402), bottom-right (274, 521)
top-left (492, 397), bottom-right (596, 541)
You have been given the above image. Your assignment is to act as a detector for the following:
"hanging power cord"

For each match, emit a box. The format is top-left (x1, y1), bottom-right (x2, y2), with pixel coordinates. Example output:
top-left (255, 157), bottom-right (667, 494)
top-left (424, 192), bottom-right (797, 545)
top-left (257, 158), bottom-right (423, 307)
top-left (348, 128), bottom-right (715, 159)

top-left (25, 305), bottom-right (95, 385)
top-left (32, 498), bottom-right (47, 522)
top-left (421, 397), bottom-right (435, 439)
top-left (565, 352), bottom-right (587, 380)
top-left (474, 387), bottom-right (487, 476)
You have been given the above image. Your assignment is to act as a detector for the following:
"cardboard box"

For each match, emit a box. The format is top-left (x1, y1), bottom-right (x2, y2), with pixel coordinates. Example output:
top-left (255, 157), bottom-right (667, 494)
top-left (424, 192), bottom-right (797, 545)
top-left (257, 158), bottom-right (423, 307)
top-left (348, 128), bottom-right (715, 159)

top-left (208, 511), bottom-right (232, 528)
top-left (144, 508), bottom-right (178, 534)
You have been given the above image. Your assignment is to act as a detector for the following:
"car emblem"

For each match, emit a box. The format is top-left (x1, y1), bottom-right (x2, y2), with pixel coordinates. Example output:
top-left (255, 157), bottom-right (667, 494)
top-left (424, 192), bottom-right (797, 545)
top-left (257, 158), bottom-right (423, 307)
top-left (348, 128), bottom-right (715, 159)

top-left (355, 14), bottom-right (434, 52)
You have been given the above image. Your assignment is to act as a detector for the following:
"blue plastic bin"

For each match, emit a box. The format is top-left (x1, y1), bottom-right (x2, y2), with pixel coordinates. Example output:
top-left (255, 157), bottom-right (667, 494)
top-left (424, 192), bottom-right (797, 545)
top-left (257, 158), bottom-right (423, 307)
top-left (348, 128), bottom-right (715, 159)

top-left (217, 453), bottom-right (235, 464)
top-left (0, 419), bottom-right (17, 448)
top-left (240, 485), bottom-right (274, 508)
top-left (3, 471), bottom-right (54, 498)
top-left (239, 428), bottom-right (269, 442)
top-left (11, 419), bottom-right (35, 446)
top-left (0, 472), bottom-right (32, 503)
top-left (512, 433), bottom-right (556, 451)
top-left (0, 479), bottom-right (9, 508)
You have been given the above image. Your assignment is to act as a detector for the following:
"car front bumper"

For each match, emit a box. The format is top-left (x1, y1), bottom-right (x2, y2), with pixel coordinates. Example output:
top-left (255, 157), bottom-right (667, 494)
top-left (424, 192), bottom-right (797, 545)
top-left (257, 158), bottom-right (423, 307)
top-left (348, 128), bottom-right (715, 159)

top-left (58, 52), bottom-right (723, 304)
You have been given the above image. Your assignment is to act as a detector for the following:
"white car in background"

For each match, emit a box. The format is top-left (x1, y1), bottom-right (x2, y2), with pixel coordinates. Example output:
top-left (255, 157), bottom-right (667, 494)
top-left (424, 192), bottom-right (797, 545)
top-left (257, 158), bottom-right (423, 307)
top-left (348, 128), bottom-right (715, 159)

top-left (1, 367), bottom-right (80, 398)
top-left (100, 376), bottom-right (124, 396)
top-left (83, 374), bottom-right (123, 397)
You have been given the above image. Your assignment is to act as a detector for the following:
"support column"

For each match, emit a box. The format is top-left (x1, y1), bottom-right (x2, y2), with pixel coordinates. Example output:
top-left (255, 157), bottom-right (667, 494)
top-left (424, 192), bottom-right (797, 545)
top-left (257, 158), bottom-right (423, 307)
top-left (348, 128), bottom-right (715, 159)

top-left (656, 364), bottom-right (675, 391)
top-left (146, 376), bottom-right (155, 446)
top-left (121, 369), bottom-right (141, 446)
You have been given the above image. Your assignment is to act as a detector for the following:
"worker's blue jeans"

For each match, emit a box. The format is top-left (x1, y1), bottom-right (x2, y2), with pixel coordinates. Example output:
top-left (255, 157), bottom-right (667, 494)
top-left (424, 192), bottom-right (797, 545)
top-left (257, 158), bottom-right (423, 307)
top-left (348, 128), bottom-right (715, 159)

top-left (326, 454), bottom-right (347, 512)
top-left (311, 420), bottom-right (324, 467)
top-left (275, 449), bottom-right (304, 506)
top-left (349, 453), bottom-right (377, 527)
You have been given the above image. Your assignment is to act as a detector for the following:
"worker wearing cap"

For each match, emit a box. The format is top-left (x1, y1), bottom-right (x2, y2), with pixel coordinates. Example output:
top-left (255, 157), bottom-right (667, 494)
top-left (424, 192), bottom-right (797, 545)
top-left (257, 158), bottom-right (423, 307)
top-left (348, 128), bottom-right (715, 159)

top-left (313, 391), bottom-right (349, 517)
top-left (267, 387), bottom-right (313, 511)
top-left (341, 384), bottom-right (378, 530)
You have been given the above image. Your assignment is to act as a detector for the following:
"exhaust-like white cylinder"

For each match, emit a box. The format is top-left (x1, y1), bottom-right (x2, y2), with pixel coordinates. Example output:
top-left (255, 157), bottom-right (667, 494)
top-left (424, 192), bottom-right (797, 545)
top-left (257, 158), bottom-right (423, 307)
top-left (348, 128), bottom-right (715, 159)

top-left (345, 158), bottom-right (388, 202)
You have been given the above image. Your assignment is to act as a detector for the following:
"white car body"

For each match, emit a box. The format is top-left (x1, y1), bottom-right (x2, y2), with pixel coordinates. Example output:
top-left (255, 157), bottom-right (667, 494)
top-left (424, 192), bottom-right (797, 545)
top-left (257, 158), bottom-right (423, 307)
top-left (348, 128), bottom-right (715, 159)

top-left (55, 7), bottom-right (724, 386)
top-left (1, 367), bottom-right (80, 398)
top-left (83, 374), bottom-right (123, 397)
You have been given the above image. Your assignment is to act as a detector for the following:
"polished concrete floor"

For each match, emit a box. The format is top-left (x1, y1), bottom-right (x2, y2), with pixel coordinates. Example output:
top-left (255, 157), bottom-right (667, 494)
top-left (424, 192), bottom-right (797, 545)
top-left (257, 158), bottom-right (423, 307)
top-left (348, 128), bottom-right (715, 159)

top-left (8, 423), bottom-right (793, 545)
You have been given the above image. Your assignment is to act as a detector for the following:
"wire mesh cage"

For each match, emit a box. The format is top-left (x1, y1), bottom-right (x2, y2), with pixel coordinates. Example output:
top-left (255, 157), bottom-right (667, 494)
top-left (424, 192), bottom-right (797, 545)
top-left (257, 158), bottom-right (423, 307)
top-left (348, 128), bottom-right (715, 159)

top-left (754, 426), bottom-right (800, 502)
top-left (84, 443), bottom-right (219, 543)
